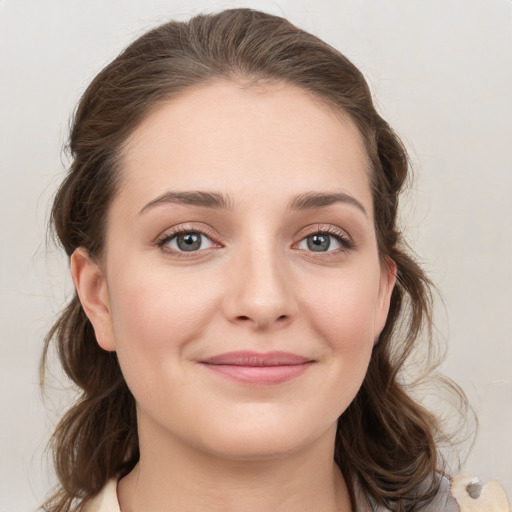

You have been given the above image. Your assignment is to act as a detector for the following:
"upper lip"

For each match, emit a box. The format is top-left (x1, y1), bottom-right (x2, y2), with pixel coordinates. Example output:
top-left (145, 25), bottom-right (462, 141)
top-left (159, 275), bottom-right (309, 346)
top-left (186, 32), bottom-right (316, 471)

top-left (199, 351), bottom-right (313, 366)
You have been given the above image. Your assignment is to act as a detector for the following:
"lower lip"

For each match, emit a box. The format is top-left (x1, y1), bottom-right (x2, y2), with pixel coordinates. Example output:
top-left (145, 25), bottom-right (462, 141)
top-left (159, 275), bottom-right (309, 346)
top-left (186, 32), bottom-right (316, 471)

top-left (201, 363), bottom-right (313, 385)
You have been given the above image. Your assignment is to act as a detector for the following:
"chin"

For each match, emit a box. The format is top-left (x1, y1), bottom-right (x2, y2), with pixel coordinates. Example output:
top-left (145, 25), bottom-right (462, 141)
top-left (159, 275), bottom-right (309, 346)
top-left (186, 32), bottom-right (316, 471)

top-left (190, 415), bottom-right (335, 463)
top-left (202, 435), bottom-right (307, 462)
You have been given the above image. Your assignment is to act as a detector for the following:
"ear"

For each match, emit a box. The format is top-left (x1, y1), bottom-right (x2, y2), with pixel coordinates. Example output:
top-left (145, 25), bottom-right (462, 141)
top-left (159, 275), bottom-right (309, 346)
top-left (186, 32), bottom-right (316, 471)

top-left (374, 257), bottom-right (397, 340)
top-left (70, 248), bottom-right (117, 352)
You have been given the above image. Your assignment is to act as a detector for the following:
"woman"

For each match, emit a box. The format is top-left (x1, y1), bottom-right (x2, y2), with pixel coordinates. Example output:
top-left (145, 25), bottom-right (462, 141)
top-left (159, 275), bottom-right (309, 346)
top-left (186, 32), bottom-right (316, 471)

top-left (40, 8), bottom-right (509, 512)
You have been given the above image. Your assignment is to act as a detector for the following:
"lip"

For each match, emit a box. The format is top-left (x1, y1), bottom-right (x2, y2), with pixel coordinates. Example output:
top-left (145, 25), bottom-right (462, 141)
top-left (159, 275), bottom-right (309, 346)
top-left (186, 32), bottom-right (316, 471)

top-left (199, 351), bottom-right (314, 385)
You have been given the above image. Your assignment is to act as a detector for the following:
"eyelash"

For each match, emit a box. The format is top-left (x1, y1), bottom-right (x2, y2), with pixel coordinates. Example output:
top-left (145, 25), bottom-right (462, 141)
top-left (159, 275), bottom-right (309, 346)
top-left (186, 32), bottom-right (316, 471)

top-left (296, 225), bottom-right (355, 254)
top-left (155, 224), bottom-right (355, 257)
top-left (155, 224), bottom-right (220, 258)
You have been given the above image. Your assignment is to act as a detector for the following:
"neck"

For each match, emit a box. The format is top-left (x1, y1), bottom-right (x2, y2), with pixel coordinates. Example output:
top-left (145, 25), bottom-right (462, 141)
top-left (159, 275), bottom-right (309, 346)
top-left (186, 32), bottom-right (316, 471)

top-left (118, 420), bottom-right (352, 512)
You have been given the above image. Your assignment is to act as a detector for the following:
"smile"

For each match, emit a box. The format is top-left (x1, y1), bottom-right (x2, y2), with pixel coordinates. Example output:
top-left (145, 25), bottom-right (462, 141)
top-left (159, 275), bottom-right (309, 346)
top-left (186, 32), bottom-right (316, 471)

top-left (199, 351), bottom-right (315, 385)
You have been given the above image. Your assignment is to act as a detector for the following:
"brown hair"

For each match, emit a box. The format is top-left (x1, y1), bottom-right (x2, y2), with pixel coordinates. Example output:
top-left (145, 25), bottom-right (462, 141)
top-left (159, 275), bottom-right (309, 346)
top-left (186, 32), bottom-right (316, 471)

top-left (41, 8), bottom-right (465, 511)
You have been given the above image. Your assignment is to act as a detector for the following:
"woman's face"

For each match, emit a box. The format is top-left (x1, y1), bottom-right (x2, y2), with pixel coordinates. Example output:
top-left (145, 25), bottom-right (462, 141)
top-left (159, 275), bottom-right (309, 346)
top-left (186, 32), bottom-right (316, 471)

top-left (74, 80), bottom-right (395, 461)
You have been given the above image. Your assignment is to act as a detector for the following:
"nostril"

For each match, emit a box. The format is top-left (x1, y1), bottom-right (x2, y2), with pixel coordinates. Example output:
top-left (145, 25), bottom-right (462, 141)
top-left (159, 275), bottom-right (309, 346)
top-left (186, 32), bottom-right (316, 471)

top-left (235, 314), bottom-right (288, 324)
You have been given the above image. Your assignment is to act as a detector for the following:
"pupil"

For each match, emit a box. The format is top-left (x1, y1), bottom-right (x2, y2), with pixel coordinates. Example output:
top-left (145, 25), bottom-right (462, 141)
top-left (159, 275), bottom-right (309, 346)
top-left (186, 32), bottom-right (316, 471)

top-left (177, 233), bottom-right (201, 251)
top-left (307, 234), bottom-right (330, 252)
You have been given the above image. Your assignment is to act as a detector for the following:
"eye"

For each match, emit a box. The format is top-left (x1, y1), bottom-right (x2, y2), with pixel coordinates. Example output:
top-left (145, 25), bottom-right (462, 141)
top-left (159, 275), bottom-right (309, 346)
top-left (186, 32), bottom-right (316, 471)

top-left (158, 231), bottom-right (215, 252)
top-left (296, 229), bottom-right (353, 253)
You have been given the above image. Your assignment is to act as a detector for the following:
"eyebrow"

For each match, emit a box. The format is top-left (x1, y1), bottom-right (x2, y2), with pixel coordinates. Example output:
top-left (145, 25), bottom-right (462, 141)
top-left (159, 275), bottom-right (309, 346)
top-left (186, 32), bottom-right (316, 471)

top-left (139, 191), bottom-right (233, 214)
top-left (139, 190), bottom-right (367, 217)
top-left (289, 192), bottom-right (367, 216)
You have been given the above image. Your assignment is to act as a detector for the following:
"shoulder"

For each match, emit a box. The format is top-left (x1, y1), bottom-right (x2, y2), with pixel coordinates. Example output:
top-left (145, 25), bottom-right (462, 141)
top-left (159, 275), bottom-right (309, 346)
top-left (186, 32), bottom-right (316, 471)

top-left (355, 474), bottom-right (510, 511)
top-left (416, 473), bottom-right (459, 511)
top-left (83, 478), bottom-right (120, 512)
top-left (81, 474), bottom-right (511, 512)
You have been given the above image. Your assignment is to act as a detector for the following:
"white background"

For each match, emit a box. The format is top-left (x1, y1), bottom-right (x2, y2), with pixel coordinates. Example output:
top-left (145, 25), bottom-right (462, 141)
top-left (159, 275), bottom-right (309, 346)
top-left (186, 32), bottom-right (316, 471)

top-left (1, 0), bottom-right (511, 510)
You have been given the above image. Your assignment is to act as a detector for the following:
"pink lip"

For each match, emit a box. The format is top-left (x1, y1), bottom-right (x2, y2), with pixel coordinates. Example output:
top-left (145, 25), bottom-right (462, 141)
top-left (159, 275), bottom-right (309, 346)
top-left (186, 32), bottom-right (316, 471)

top-left (199, 351), bottom-right (314, 385)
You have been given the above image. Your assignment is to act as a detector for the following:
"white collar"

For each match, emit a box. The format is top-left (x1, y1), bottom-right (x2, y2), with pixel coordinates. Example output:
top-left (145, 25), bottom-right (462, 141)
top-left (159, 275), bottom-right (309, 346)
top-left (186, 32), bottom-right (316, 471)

top-left (83, 478), bottom-right (120, 512)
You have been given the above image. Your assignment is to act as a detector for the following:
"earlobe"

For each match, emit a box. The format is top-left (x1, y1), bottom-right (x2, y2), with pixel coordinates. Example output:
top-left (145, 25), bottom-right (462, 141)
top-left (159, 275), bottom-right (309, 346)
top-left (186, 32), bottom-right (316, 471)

top-left (70, 248), bottom-right (116, 352)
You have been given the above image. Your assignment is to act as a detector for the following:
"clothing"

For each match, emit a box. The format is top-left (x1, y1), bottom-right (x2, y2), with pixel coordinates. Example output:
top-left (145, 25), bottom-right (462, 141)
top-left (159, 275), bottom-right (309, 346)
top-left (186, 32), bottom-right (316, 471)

top-left (84, 478), bottom-right (118, 512)
top-left (83, 474), bottom-right (509, 512)
top-left (353, 475), bottom-right (459, 511)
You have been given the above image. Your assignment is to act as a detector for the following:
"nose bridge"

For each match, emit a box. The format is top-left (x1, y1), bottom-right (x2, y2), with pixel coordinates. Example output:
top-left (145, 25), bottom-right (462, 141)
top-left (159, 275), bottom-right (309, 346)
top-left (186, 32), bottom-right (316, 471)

top-left (224, 233), bottom-right (295, 329)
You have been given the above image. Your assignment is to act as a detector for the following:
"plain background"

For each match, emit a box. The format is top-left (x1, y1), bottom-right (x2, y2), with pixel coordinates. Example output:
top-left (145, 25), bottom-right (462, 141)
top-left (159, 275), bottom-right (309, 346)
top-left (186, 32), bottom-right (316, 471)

top-left (1, 0), bottom-right (511, 509)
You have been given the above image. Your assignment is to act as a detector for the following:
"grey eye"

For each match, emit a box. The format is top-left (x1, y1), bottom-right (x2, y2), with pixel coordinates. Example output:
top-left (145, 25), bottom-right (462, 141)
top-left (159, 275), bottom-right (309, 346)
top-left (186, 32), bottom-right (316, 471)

top-left (163, 232), bottom-right (215, 252)
top-left (297, 232), bottom-right (344, 253)
top-left (306, 234), bottom-right (331, 252)
top-left (159, 229), bottom-right (216, 254)
top-left (176, 232), bottom-right (202, 251)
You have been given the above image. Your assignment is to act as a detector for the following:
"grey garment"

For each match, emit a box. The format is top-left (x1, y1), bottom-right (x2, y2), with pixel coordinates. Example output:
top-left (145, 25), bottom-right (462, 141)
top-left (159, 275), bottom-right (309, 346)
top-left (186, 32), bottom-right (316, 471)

top-left (418, 476), bottom-right (459, 512)
top-left (356, 475), bottom-right (460, 511)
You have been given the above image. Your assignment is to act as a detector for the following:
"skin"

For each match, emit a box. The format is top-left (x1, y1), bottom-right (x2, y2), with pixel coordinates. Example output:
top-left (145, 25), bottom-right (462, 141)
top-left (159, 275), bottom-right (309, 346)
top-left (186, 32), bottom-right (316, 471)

top-left (72, 80), bottom-right (396, 512)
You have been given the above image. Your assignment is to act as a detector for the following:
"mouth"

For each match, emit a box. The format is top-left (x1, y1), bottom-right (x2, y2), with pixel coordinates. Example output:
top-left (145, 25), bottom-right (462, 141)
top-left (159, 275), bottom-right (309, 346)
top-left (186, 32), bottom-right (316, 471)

top-left (198, 351), bottom-right (315, 385)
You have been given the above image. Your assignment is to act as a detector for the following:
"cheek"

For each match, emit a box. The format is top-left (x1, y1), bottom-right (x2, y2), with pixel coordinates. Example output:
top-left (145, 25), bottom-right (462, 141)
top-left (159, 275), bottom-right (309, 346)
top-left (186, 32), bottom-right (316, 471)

top-left (106, 266), bottom-right (220, 384)
top-left (303, 266), bottom-right (381, 344)
top-left (299, 266), bottom-right (381, 388)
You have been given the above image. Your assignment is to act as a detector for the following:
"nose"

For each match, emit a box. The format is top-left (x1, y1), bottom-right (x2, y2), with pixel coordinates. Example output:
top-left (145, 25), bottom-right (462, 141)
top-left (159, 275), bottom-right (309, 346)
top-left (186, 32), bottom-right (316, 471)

top-left (222, 241), bottom-right (297, 330)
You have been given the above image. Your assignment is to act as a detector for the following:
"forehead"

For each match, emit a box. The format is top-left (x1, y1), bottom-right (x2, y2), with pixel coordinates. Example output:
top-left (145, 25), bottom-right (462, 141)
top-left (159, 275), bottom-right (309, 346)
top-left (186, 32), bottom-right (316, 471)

top-left (117, 80), bottom-right (373, 213)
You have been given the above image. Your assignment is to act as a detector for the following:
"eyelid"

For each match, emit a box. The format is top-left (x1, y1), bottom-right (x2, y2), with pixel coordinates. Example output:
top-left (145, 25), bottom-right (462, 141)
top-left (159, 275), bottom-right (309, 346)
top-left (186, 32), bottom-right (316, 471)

top-left (294, 224), bottom-right (355, 252)
top-left (153, 222), bottom-right (355, 258)
top-left (155, 223), bottom-right (222, 256)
